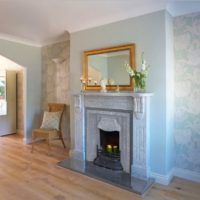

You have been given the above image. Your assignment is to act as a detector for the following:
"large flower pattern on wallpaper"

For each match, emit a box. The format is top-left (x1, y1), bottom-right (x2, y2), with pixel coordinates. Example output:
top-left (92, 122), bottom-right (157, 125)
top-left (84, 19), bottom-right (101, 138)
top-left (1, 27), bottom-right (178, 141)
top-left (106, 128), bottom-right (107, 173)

top-left (174, 12), bottom-right (200, 172)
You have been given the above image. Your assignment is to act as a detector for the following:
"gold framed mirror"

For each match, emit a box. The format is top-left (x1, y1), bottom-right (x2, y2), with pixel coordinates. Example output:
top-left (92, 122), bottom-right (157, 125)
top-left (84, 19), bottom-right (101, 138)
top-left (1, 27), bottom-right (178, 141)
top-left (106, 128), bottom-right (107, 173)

top-left (82, 43), bottom-right (135, 91)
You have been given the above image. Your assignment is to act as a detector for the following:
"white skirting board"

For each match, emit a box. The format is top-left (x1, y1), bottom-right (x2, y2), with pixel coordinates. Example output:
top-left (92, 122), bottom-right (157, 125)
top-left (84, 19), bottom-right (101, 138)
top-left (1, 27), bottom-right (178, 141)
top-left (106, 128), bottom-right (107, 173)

top-left (150, 169), bottom-right (174, 185)
top-left (151, 168), bottom-right (200, 185)
top-left (173, 168), bottom-right (200, 183)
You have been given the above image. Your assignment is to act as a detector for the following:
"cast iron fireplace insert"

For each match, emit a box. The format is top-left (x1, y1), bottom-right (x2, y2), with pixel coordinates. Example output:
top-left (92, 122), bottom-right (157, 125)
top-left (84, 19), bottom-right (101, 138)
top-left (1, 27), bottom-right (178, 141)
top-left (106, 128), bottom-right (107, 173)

top-left (93, 129), bottom-right (123, 171)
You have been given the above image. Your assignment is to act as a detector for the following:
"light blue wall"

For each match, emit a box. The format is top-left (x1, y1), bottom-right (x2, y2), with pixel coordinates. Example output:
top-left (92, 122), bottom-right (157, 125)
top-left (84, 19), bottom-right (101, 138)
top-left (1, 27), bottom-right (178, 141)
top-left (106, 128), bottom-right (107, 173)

top-left (0, 39), bottom-right (42, 142)
top-left (174, 12), bottom-right (200, 173)
top-left (70, 10), bottom-right (172, 175)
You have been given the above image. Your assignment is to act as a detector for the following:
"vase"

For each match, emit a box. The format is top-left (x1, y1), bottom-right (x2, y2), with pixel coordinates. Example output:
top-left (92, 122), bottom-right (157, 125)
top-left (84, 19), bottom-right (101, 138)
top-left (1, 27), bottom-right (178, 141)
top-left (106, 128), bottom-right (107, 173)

top-left (134, 79), bottom-right (146, 93)
top-left (134, 86), bottom-right (146, 93)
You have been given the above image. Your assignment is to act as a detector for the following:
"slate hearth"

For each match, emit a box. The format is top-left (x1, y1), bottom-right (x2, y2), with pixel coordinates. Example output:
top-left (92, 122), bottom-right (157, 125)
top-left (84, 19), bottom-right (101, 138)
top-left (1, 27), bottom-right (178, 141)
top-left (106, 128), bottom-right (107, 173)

top-left (57, 158), bottom-right (154, 196)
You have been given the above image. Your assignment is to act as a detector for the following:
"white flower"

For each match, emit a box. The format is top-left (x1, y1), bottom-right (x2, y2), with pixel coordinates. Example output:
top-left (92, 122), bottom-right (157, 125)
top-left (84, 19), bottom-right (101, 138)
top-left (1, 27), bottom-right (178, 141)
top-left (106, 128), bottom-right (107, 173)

top-left (130, 70), bottom-right (135, 76)
top-left (124, 52), bottom-right (150, 80)
top-left (125, 63), bottom-right (135, 76)
top-left (141, 52), bottom-right (149, 72)
top-left (142, 63), bottom-right (146, 71)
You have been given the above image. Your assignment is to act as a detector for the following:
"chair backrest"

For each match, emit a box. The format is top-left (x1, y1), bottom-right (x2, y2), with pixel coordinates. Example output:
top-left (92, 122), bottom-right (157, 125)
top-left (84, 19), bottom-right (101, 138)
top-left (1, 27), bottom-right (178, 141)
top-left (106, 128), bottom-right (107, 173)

top-left (48, 103), bottom-right (65, 130)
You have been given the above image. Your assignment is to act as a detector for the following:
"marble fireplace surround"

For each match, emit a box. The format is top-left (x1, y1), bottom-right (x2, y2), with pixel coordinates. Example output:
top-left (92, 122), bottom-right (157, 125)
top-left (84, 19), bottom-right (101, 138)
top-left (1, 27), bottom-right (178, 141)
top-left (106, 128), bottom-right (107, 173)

top-left (73, 92), bottom-right (153, 180)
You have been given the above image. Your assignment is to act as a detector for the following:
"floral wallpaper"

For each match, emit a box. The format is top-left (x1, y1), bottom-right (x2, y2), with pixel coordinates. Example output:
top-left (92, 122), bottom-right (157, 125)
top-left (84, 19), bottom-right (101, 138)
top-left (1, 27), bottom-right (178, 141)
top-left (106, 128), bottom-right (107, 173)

top-left (42, 41), bottom-right (70, 147)
top-left (174, 12), bottom-right (200, 172)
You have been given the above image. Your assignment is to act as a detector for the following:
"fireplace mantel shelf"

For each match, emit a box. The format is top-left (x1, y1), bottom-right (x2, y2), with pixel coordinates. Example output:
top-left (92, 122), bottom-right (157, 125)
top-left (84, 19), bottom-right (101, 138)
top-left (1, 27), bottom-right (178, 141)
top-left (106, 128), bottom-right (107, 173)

top-left (75, 91), bottom-right (153, 97)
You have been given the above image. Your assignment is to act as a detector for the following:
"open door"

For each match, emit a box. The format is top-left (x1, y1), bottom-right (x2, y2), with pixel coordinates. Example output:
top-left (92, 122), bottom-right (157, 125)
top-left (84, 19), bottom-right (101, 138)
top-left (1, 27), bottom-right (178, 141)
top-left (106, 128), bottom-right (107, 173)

top-left (0, 70), bottom-right (16, 136)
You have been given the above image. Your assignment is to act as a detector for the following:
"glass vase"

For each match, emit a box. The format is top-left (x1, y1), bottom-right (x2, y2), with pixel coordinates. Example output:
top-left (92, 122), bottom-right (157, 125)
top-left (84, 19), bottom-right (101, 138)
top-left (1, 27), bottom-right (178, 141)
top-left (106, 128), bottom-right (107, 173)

top-left (134, 79), bottom-right (146, 93)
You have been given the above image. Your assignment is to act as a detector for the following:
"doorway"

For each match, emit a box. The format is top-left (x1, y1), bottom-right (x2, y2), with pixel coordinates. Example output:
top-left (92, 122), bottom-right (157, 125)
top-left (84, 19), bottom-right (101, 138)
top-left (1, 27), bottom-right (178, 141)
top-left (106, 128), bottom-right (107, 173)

top-left (0, 55), bottom-right (25, 137)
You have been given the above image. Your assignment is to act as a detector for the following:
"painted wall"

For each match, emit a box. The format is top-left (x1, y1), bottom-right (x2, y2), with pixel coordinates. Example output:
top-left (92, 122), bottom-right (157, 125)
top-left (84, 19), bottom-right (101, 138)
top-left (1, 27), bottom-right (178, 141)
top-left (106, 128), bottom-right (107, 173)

top-left (174, 12), bottom-right (200, 173)
top-left (41, 40), bottom-right (70, 147)
top-left (70, 10), bottom-right (173, 175)
top-left (0, 39), bottom-right (42, 142)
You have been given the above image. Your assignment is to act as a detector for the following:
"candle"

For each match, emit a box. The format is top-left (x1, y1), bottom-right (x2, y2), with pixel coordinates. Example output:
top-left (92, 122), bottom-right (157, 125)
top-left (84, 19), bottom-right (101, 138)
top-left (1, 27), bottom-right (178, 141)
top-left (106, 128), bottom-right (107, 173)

top-left (80, 76), bottom-right (86, 91)
top-left (113, 145), bottom-right (118, 153)
top-left (106, 144), bottom-right (112, 153)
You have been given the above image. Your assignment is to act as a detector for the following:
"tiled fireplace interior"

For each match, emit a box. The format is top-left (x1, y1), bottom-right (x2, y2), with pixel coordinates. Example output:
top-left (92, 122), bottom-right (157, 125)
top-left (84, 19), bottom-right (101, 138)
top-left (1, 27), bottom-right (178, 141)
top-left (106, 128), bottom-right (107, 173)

top-left (86, 109), bottom-right (131, 173)
top-left (58, 92), bottom-right (154, 196)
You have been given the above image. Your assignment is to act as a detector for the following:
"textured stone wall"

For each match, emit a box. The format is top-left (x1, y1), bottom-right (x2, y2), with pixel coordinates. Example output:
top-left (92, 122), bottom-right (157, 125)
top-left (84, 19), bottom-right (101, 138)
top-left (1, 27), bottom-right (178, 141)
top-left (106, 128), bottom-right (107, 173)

top-left (42, 40), bottom-right (70, 147)
top-left (174, 12), bottom-right (200, 173)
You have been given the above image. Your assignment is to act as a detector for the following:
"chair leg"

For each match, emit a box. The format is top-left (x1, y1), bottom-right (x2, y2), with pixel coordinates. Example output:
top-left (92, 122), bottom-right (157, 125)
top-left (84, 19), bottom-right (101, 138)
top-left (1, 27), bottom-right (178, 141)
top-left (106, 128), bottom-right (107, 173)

top-left (47, 137), bottom-right (51, 155)
top-left (31, 142), bottom-right (34, 153)
top-left (61, 137), bottom-right (66, 148)
top-left (31, 136), bottom-right (35, 153)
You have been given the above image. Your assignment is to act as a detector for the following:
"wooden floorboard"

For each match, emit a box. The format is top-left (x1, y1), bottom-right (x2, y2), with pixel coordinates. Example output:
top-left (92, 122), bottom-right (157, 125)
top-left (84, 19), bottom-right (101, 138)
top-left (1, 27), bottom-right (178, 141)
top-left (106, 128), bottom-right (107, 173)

top-left (0, 134), bottom-right (199, 200)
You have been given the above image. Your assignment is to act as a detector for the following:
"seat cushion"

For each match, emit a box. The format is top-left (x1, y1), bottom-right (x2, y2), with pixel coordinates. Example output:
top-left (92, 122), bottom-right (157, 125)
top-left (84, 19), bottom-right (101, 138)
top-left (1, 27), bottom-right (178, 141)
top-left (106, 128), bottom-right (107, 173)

top-left (40, 111), bottom-right (62, 130)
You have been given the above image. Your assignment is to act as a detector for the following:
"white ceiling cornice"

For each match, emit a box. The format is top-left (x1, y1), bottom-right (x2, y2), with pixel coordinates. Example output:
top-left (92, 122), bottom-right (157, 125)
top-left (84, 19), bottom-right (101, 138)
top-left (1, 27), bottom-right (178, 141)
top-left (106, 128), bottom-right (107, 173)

top-left (0, 33), bottom-right (42, 47)
top-left (0, 0), bottom-right (199, 47)
top-left (167, 1), bottom-right (200, 17)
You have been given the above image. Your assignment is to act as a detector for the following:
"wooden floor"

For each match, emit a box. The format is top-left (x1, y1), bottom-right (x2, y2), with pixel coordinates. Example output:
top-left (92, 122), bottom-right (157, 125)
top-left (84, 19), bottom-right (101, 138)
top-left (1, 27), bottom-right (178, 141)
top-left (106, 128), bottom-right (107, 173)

top-left (0, 134), bottom-right (199, 200)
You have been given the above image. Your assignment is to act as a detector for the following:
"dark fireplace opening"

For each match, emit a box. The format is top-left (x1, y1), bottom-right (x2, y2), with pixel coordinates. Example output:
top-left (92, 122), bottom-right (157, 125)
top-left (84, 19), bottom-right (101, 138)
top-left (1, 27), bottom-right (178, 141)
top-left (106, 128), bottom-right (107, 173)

top-left (100, 129), bottom-right (119, 152)
top-left (93, 129), bottom-right (123, 171)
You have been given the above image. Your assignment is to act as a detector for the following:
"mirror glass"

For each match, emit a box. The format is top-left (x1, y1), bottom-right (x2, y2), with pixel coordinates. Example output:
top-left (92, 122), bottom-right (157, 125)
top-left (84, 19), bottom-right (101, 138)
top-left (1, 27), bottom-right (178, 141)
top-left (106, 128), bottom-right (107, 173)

top-left (83, 44), bottom-right (135, 91)
top-left (0, 70), bottom-right (7, 115)
top-left (88, 50), bottom-right (130, 86)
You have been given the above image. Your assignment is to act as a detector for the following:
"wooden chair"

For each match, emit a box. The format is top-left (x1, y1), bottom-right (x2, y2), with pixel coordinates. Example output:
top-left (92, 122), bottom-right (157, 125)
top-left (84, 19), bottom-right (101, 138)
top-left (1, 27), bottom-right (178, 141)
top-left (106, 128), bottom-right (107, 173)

top-left (31, 103), bottom-right (66, 153)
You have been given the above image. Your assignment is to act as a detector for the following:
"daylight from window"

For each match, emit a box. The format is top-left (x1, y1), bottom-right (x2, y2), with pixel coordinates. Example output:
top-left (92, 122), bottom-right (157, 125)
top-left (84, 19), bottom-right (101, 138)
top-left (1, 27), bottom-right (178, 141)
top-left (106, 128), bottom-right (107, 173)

top-left (0, 69), bottom-right (7, 115)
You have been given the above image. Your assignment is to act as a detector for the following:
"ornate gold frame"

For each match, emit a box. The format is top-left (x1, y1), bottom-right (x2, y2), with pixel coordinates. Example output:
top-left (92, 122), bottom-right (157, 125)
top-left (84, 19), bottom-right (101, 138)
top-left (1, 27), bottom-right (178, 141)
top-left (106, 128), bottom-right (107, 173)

top-left (82, 43), bottom-right (136, 91)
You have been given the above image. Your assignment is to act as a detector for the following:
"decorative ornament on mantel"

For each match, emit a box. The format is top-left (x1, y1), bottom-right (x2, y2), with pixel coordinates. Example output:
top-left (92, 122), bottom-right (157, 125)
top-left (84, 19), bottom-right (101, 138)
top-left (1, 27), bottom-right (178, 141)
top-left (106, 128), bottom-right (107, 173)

top-left (100, 79), bottom-right (107, 92)
top-left (80, 76), bottom-right (86, 91)
top-left (125, 52), bottom-right (150, 92)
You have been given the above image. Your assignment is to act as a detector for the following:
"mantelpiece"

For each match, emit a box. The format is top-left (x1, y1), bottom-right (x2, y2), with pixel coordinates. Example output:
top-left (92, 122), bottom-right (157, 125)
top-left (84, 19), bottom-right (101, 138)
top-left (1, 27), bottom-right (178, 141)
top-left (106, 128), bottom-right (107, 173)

top-left (72, 91), bottom-right (153, 180)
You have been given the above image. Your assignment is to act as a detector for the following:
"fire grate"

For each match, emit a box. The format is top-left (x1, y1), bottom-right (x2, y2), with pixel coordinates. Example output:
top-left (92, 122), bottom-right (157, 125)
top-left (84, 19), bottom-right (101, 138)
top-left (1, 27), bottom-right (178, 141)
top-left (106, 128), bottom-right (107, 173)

top-left (93, 146), bottom-right (123, 171)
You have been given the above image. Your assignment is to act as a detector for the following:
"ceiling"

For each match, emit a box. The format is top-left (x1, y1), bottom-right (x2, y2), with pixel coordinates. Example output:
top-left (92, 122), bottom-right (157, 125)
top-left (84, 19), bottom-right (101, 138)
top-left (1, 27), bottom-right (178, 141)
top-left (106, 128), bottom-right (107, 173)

top-left (0, 0), bottom-right (199, 47)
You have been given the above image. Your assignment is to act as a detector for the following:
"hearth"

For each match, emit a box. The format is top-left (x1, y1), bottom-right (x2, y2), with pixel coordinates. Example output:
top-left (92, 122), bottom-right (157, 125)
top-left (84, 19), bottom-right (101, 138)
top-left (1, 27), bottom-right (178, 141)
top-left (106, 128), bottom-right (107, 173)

top-left (93, 129), bottom-right (123, 170)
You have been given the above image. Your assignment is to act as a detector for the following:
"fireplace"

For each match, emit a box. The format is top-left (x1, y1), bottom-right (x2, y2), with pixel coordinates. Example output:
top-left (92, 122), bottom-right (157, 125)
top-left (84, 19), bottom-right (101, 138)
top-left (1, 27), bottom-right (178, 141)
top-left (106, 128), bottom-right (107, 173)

top-left (73, 92), bottom-right (153, 180)
top-left (93, 129), bottom-right (123, 170)
top-left (58, 92), bottom-right (154, 195)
